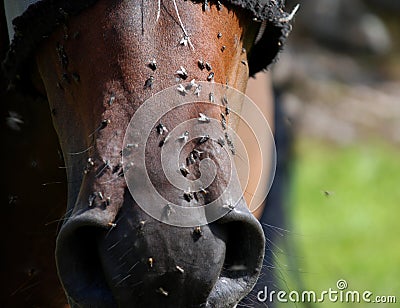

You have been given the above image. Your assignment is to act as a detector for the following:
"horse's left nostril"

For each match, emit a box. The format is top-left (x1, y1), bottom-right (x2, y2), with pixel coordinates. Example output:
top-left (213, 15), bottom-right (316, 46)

top-left (207, 199), bottom-right (266, 307)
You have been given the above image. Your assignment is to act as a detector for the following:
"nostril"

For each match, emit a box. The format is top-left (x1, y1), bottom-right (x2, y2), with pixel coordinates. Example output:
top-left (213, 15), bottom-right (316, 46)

top-left (207, 207), bottom-right (265, 308)
top-left (56, 222), bottom-right (116, 307)
top-left (223, 221), bottom-right (261, 278)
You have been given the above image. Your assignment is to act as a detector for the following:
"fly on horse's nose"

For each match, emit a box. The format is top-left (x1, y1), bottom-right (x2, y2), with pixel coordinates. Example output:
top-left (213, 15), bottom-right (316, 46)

top-left (198, 113), bottom-right (210, 123)
top-left (176, 66), bottom-right (188, 79)
top-left (197, 135), bottom-right (210, 144)
top-left (148, 257), bottom-right (154, 268)
top-left (144, 76), bottom-right (154, 89)
top-left (198, 59), bottom-right (205, 70)
top-left (180, 164), bottom-right (190, 177)
top-left (148, 59), bottom-right (157, 71)
top-left (177, 131), bottom-right (189, 142)
top-left (156, 123), bottom-right (168, 135)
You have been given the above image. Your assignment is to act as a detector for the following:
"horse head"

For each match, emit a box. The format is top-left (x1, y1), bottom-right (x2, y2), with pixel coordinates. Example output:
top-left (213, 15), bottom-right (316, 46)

top-left (3, 0), bottom-right (293, 306)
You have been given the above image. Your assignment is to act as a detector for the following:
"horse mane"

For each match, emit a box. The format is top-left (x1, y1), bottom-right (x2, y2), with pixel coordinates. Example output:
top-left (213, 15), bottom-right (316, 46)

top-left (1, 0), bottom-right (295, 89)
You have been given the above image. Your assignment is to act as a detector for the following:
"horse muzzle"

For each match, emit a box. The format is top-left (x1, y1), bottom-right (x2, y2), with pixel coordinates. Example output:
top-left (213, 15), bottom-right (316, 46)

top-left (56, 189), bottom-right (264, 307)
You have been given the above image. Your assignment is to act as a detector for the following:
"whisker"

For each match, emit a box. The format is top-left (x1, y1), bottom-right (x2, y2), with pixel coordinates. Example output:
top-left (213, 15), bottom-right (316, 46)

top-left (17, 281), bottom-right (40, 295)
top-left (265, 236), bottom-right (284, 254)
top-left (107, 238), bottom-right (123, 251)
top-left (118, 247), bottom-right (134, 262)
top-left (88, 119), bottom-right (110, 138)
top-left (45, 208), bottom-right (73, 226)
top-left (115, 274), bottom-right (132, 286)
top-left (100, 177), bottom-right (120, 185)
top-left (41, 181), bottom-right (63, 186)
top-left (10, 278), bottom-right (33, 297)
top-left (262, 223), bottom-right (292, 237)
top-left (128, 261), bottom-right (140, 273)
top-left (68, 145), bottom-right (93, 156)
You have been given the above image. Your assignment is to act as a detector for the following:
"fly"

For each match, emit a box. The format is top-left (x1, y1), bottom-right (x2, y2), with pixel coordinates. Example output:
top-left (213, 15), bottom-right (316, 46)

top-left (183, 191), bottom-right (194, 202)
top-left (144, 76), bottom-right (154, 89)
top-left (88, 193), bottom-right (96, 207)
top-left (97, 191), bottom-right (104, 200)
top-left (186, 153), bottom-right (195, 165)
top-left (197, 135), bottom-right (209, 144)
top-left (105, 196), bottom-right (111, 206)
top-left (193, 226), bottom-right (203, 237)
top-left (176, 66), bottom-right (188, 80)
top-left (138, 220), bottom-right (146, 231)
top-left (225, 132), bottom-right (236, 155)
top-left (194, 84), bottom-right (202, 96)
top-left (186, 79), bottom-right (198, 90)
top-left (221, 113), bottom-right (227, 130)
top-left (177, 84), bottom-right (188, 95)
top-left (223, 202), bottom-right (235, 210)
top-left (198, 59), bottom-right (205, 70)
top-left (148, 59), bottom-right (157, 71)
top-left (192, 149), bottom-right (203, 159)
top-left (108, 94), bottom-right (115, 106)
top-left (177, 131), bottom-right (189, 142)
top-left (203, 0), bottom-right (209, 11)
top-left (179, 35), bottom-right (193, 49)
top-left (84, 157), bottom-right (95, 174)
top-left (148, 257), bottom-right (154, 268)
top-left (156, 123), bottom-right (168, 135)
top-left (108, 222), bottom-right (117, 228)
top-left (198, 113), bottom-right (210, 123)
top-left (180, 164), bottom-right (190, 177)
top-left (100, 119), bottom-right (111, 130)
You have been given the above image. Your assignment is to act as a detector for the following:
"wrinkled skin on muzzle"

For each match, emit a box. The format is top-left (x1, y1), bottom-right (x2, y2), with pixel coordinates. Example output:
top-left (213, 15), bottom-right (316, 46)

top-left (34, 0), bottom-right (265, 306)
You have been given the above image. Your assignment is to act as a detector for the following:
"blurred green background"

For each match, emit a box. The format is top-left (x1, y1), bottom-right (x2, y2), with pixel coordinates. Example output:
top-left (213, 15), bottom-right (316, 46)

top-left (275, 140), bottom-right (400, 307)
top-left (271, 0), bottom-right (400, 306)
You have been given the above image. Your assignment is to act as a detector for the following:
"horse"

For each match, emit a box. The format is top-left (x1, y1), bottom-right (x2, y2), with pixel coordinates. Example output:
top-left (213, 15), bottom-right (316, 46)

top-left (1, 0), bottom-right (293, 306)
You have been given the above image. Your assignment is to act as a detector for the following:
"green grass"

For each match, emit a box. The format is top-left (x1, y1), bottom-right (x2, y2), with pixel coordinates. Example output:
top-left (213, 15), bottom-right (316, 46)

top-left (274, 139), bottom-right (400, 307)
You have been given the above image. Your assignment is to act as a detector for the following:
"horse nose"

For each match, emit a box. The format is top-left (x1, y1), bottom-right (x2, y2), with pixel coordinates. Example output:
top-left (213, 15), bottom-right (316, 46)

top-left (56, 195), bottom-right (264, 307)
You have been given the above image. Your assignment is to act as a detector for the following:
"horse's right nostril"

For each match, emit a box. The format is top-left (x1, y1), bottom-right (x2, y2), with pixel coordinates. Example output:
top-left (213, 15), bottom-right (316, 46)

top-left (56, 221), bottom-right (117, 308)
